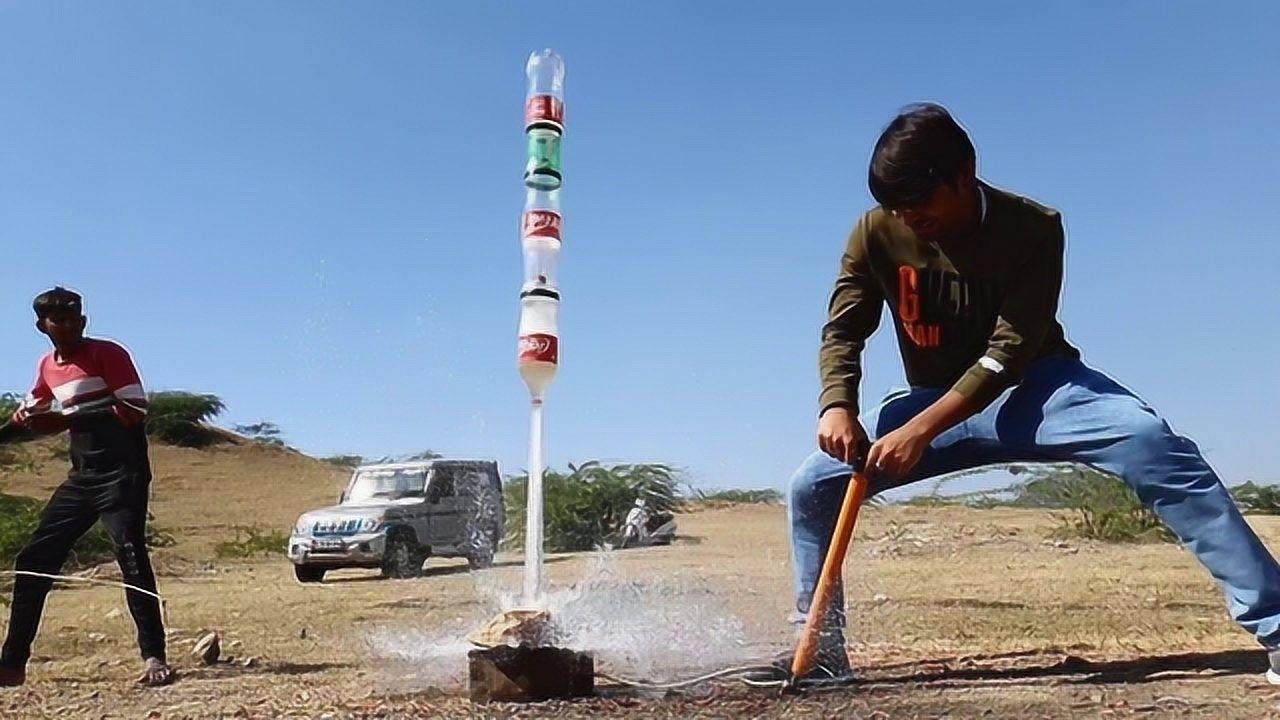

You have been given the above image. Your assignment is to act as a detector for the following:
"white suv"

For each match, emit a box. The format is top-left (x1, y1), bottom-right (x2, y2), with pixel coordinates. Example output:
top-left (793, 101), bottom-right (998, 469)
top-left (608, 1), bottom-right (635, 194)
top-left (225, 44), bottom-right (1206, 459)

top-left (288, 459), bottom-right (504, 583)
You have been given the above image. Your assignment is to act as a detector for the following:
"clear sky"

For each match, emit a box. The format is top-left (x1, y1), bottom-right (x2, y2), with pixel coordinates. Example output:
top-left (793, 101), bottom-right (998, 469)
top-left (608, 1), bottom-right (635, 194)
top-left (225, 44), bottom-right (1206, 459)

top-left (1, 2), bottom-right (1276, 491)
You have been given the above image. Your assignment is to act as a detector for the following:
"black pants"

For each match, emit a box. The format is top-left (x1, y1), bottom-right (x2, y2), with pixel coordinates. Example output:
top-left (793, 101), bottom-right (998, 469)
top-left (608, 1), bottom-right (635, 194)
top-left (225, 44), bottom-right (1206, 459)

top-left (1, 470), bottom-right (166, 668)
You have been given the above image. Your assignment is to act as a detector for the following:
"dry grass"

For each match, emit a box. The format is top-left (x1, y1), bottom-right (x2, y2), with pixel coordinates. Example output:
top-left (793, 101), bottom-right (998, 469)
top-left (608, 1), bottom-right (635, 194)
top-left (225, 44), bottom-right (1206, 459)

top-left (2, 445), bottom-right (1280, 718)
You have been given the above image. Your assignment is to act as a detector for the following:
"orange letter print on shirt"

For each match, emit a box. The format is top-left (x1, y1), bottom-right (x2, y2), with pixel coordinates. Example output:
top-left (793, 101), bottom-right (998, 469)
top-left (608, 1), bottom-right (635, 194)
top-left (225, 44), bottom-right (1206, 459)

top-left (898, 265), bottom-right (942, 348)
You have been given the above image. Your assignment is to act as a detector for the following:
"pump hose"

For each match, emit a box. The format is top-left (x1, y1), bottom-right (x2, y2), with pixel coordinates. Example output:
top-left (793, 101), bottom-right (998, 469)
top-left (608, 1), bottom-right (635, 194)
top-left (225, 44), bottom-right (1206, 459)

top-left (596, 663), bottom-right (788, 689)
top-left (0, 570), bottom-right (168, 625)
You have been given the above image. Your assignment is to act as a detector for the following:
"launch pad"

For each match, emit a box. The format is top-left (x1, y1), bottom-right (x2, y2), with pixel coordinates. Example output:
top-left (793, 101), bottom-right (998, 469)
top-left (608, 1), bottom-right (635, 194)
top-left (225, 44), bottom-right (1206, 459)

top-left (466, 608), bottom-right (594, 702)
top-left (468, 644), bottom-right (594, 703)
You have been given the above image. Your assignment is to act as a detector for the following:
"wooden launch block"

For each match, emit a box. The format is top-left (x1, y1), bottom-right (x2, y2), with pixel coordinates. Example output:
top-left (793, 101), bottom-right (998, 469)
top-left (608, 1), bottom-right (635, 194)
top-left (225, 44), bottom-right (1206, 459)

top-left (468, 644), bottom-right (595, 703)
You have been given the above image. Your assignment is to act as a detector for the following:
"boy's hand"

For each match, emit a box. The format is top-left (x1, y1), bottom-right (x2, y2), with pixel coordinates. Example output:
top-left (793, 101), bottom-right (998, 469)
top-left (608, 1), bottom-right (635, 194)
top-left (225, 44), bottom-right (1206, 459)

top-left (865, 423), bottom-right (932, 479)
top-left (817, 407), bottom-right (869, 467)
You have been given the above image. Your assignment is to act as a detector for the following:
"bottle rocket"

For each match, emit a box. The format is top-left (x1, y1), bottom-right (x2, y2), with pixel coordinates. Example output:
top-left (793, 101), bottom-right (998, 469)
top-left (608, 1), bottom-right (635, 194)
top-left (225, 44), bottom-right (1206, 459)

top-left (517, 49), bottom-right (565, 607)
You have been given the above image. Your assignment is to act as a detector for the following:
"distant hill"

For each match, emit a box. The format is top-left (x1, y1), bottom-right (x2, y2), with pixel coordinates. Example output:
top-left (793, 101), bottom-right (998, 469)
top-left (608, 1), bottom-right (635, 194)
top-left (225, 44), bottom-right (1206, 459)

top-left (1, 436), bottom-right (349, 559)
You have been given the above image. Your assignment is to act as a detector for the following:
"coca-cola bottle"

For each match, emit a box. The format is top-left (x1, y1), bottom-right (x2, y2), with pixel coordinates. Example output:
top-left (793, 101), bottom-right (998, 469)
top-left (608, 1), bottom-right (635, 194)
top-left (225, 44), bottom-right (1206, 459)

top-left (524, 128), bottom-right (562, 191)
top-left (524, 49), bottom-right (564, 133)
top-left (517, 288), bottom-right (560, 398)
top-left (522, 188), bottom-right (561, 290)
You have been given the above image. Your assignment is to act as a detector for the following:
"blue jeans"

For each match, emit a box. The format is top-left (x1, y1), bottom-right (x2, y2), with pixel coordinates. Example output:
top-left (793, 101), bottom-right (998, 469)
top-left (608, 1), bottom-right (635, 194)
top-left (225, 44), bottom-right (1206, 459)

top-left (788, 356), bottom-right (1280, 648)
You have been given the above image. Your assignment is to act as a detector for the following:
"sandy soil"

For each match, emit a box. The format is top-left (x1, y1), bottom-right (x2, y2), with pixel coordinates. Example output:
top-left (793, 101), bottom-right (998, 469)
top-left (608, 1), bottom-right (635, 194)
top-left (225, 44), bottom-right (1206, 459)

top-left (3, 443), bottom-right (1280, 718)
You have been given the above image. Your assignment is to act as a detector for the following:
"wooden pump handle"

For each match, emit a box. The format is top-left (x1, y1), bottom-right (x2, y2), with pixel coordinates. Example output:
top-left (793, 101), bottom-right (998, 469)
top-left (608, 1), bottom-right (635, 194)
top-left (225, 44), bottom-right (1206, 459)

top-left (788, 471), bottom-right (870, 682)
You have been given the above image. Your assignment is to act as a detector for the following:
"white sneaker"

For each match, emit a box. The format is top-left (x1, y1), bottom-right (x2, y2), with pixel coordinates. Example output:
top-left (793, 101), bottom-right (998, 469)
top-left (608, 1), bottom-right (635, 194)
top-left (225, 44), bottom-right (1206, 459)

top-left (1267, 649), bottom-right (1280, 685)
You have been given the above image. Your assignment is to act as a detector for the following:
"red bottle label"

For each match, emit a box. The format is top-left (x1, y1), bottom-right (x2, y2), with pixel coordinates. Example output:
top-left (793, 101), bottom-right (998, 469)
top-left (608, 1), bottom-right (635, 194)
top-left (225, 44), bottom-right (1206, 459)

top-left (518, 333), bottom-right (559, 363)
top-left (525, 95), bottom-right (564, 130)
top-left (522, 210), bottom-right (562, 241)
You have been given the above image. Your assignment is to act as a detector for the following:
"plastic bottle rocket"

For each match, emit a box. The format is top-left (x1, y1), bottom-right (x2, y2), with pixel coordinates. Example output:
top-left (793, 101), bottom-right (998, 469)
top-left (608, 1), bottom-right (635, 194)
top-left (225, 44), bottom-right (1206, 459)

top-left (517, 49), bottom-right (565, 606)
top-left (518, 49), bottom-right (564, 401)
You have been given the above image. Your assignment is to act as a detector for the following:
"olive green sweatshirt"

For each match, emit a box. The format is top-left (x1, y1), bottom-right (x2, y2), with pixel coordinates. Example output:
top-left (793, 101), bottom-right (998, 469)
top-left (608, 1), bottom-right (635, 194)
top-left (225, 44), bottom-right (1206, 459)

top-left (819, 182), bottom-right (1079, 416)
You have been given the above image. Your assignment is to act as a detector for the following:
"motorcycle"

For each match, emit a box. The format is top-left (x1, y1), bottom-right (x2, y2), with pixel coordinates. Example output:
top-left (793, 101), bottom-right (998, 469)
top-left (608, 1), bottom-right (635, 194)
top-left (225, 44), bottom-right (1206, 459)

top-left (619, 498), bottom-right (676, 548)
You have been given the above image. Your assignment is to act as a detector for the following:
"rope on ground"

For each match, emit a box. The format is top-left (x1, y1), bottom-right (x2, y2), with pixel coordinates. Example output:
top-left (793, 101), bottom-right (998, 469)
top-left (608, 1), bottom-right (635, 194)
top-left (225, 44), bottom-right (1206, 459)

top-left (596, 663), bottom-right (784, 690)
top-left (0, 570), bottom-right (168, 625)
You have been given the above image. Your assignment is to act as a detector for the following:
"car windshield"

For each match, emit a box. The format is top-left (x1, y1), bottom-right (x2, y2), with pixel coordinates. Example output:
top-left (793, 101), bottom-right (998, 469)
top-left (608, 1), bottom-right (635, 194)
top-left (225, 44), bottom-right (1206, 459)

top-left (346, 467), bottom-right (428, 502)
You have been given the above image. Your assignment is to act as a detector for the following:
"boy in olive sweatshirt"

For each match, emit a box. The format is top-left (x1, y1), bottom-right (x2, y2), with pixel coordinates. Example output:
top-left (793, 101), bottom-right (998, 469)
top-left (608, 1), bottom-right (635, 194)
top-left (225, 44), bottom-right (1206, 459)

top-left (786, 103), bottom-right (1280, 684)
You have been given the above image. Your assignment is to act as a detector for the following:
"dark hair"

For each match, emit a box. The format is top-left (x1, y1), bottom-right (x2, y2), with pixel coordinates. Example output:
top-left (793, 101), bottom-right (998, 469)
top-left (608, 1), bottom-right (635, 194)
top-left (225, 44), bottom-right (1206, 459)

top-left (33, 286), bottom-right (83, 320)
top-left (868, 103), bottom-right (975, 209)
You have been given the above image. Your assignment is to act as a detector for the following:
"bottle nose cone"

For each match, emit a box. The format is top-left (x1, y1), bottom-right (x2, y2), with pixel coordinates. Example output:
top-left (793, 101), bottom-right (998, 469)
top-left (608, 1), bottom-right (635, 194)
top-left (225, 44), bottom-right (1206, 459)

top-left (526, 48), bottom-right (564, 71)
top-left (525, 48), bottom-right (565, 89)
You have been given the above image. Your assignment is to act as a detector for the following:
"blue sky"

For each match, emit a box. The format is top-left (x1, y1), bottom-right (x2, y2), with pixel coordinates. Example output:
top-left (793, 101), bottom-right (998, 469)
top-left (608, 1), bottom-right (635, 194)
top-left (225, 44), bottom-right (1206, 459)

top-left (1, 2), bottom-right (1277, 491)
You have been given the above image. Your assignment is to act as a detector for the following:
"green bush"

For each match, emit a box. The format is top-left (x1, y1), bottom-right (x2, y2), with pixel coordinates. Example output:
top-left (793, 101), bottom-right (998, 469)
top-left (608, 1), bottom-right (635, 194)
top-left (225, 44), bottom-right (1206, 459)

top-left (213, 527), bottom-right (289, 559)
top-left (886, 463), bottom-right (1173, 543)
top-left (1040, 468), bottom-right (1173, 543)
top-left (1231, 482), bottom-right (1280, 515)
top-left (977, 464), bottom-right (1172, 542)
top-left (504, 461), bottom-right (683, 552)
top-left (323, 454), bottom-right (365, 468)
top-left (233, 421), bottom-right (285, 447)
top-left (897, 492), bottom-right (965, 508)
top-left (690, 488), bottom-right (782, 507)
top-left (146, 392), bottom-right (226, 447)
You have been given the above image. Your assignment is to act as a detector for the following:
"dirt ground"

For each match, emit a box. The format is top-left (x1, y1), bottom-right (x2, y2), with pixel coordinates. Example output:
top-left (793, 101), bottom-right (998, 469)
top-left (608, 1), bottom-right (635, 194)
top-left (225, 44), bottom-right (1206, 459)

top-left (4, 444), bottom-right (1280, 718)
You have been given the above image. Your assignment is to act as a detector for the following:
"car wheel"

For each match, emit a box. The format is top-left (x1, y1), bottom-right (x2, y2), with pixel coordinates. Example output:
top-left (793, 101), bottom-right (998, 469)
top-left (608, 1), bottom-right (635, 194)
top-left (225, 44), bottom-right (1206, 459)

top-left (381, 531), bottom-right (425, 579)
top-left (294, 565), bottom-right (326, 583)
top-left (466, 544), bottom-right (494, 570)
top-left (462, 483), bottom-right (502, 571)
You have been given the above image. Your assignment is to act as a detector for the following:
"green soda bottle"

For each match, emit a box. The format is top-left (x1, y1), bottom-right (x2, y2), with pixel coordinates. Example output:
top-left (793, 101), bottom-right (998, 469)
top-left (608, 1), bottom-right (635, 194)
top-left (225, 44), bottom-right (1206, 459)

top-left (524, 128), bottom-right (562, 191)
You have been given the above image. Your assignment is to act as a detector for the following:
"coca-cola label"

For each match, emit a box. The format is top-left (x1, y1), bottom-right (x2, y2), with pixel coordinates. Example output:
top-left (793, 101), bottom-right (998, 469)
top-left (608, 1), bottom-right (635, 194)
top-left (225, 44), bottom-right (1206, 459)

top-left (524, 95), bottom-right (564, 130)
top-left (522, 210), bottom-right (562, 241)
top-left (518, 333), bottom-right (559, 364)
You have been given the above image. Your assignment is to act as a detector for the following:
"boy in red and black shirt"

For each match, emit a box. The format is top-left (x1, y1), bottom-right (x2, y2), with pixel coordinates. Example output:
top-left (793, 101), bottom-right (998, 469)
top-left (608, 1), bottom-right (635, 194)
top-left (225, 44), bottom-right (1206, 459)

top-left (0, 288), bottom-right (172, 687)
